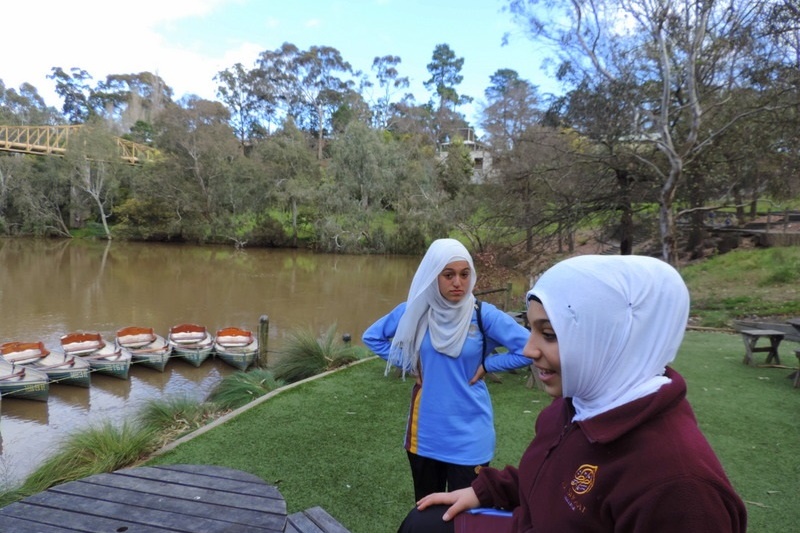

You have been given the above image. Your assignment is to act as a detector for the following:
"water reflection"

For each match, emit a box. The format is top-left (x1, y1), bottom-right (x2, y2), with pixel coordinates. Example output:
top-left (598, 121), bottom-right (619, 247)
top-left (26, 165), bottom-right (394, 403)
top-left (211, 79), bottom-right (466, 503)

top-left (0, 238), bottom-right (421, 486)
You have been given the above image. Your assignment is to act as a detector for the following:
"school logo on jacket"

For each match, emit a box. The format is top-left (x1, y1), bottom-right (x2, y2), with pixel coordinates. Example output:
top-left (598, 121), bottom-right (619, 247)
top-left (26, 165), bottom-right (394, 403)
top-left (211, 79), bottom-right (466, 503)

top-left (570, 464), bottom-right (598, 495)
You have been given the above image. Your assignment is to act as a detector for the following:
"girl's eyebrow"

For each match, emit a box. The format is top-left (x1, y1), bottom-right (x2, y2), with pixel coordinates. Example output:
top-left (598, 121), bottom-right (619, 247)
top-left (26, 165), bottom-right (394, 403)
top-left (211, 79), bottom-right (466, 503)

top-left (531, 319), bottom-right (552, 328)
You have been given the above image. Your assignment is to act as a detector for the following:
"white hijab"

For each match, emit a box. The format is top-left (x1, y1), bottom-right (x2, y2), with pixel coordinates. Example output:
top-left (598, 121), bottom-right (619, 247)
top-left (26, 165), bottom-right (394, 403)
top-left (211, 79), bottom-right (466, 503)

top-left (388, 238), bottom-right (477, 375)
top-left (528, 255), bottom-right (690, 421)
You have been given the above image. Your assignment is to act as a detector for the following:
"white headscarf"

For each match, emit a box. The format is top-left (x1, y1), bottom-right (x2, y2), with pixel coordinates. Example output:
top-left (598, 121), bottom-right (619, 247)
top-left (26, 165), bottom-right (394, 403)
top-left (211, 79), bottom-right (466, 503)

top-left (528, 255), bottom-right (690, 421)
top-left (388, 238), bottom-right (477, 375)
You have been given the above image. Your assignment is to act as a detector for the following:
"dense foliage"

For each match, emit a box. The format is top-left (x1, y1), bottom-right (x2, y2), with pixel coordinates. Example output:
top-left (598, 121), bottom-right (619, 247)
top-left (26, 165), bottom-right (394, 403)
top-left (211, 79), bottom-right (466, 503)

top-left (1, 0), bottom-right (798, 265)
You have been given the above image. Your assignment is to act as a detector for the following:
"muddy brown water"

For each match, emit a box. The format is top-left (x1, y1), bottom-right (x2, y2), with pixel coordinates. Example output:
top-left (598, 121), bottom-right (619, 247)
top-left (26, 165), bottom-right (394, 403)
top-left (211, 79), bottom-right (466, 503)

top-left (0, 238), bottom-right (420, 486)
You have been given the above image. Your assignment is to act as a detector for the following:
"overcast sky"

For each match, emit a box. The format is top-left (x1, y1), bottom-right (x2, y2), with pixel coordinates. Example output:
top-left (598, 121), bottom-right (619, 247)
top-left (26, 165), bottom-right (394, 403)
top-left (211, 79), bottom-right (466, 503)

top-left (4, 0), bottom-right (561, 128)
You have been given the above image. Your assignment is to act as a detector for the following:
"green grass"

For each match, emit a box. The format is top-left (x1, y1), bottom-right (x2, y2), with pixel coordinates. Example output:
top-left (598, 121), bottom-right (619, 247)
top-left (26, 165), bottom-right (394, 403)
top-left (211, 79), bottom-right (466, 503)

top-left (681, 247), bottom-right (800, 326)
top-left (145, 333), bottom-right (800, 533)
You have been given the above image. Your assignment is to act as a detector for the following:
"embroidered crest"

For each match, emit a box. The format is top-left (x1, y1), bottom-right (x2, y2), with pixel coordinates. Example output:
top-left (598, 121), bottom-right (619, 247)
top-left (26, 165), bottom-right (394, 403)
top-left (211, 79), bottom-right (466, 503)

top-left (570, 464), bottom-right (598, 495)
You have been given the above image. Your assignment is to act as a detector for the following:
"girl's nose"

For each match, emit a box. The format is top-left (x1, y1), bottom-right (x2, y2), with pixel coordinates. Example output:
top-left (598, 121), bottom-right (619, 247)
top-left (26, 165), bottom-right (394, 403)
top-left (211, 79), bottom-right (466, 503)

top-left (522, 335), bottom-right (539, 360)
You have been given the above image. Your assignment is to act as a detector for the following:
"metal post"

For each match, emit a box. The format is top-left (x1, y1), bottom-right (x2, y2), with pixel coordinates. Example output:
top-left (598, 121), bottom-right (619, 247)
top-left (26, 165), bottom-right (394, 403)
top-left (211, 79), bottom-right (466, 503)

top-left (258, 315), bottom-right (269, 368)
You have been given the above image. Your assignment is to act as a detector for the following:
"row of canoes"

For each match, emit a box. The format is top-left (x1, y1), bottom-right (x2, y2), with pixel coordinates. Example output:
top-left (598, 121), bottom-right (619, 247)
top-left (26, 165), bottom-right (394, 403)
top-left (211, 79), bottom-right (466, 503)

top-left (0, 324), bottom-right (259, 402)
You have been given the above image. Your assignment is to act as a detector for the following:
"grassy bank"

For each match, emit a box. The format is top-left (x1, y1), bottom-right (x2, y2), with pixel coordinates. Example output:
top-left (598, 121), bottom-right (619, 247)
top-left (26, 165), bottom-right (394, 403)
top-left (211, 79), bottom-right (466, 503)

top-left (681, 246), bottom-right (800, 326)
top-left (146, 333), bottom-right (799, 533)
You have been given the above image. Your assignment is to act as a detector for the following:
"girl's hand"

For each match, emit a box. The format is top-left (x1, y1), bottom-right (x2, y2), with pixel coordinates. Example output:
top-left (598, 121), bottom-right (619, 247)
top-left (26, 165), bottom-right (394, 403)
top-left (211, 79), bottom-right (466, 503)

top-left (469, 364), bottom-right (486, 385)
top-left (416, 487), bottom-right (480, 521)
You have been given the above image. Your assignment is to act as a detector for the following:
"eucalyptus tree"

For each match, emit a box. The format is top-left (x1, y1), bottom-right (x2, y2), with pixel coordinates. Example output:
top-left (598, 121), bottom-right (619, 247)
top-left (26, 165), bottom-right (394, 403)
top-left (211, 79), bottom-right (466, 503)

top-left (507, 0), bottom-right (774, 265)
top-left (215, 63), bottom-right (274, 152)
top-left (154, 96), bottom-right (240, 238)
top-left (255, 43), bottom-right (355, 159)
top-left (253, 118), bottom-right (322, 247)
top-left (0, 81), bottom-right (61, 125)
top-left (369, 55), bottom-right (411, 130)
top-left (8, 155), bottom-right (72, 237)
top-left (63, 121), bottom-right (134, 238)
top-left (93, 72), bottom-right (172, 133)
top-left (48, 67), bottom-right (94, 124)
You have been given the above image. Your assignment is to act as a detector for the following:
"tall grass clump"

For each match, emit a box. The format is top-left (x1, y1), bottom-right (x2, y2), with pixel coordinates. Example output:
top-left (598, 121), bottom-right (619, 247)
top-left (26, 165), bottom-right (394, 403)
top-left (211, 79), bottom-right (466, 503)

top-left (208, 369), bottom-right (286, 410)
top-left (137, 396), bottom-right (222, 447)
top-left (271, 324), bottom-right (366, 383)
top-left (0, 421), bottom-right (156, 506)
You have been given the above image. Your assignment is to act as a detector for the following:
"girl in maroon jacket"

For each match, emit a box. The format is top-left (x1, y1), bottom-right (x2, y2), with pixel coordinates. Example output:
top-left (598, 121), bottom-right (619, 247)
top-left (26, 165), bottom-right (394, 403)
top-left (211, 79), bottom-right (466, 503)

top-left (401, 255), bottom-right (747, 532)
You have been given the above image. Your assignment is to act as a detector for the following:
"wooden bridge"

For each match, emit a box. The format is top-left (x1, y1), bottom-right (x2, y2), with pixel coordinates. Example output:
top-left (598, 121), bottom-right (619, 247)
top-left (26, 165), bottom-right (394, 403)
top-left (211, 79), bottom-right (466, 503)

top-left (0, 124), bottom-right (157, 164)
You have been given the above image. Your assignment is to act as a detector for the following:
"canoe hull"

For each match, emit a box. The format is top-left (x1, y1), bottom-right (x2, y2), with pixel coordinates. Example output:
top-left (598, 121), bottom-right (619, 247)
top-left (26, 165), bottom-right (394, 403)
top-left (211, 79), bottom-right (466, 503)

top-left (214, 345), bottom-right (258, 371)
top-left (0, 361), bottom-right (50, 401)
top-left (168, 325), bottom-right (214, 368)
top-left (172, 346), bottom-right (213, 368)
top-left (213, 327), bottom-right (259, 371)
top-left (32, 353), bottom-right (92, 388)
top-left (82, 344), bottom-right (132, 380)
top-left (118, 330), bottom-right (173, 373)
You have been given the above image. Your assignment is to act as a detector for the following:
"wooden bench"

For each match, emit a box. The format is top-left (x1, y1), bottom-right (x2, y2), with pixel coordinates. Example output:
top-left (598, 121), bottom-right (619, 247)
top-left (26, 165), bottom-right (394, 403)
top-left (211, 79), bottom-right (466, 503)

top-left (740, 328), bottom-right (785, 366)
top-left (794, 348), bottom-right (800, 388)
top-left (286, 506), bottom-right (352, 533)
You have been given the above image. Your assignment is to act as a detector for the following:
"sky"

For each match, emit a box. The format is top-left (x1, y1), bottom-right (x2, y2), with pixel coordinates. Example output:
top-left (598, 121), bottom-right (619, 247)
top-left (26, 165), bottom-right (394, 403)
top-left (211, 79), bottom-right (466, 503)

top-left (3, 0), bottom-right (560, 130)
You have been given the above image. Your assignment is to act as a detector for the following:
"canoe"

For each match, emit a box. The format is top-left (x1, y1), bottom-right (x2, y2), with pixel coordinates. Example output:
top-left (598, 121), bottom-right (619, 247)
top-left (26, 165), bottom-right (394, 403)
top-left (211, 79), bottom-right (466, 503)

top-left (168, 324), bottom-right (214, 368)
top-left (2, 341), bottom-right (91, 388)
top-left (116, 326), bottom-right (172, 372)
top-left (0, 358), bottom-right (50, 401)
top-left (61, 332), bottom-right (132, 380)
top-left (214, 327), bottom-right (259, 371)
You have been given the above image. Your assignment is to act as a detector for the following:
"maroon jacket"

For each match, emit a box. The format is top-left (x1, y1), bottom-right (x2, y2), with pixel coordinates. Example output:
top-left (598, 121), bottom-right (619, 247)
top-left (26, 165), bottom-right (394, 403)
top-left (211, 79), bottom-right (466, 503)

top-left (472, 368), bottom-right (747, 532)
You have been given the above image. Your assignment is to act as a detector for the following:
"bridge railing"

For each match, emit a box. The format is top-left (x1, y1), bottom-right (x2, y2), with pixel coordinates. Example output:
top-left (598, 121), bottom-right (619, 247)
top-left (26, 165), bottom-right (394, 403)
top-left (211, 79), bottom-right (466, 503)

top-left (0, 125), bottom-right (157, 164)
top-left (0, 125), bottom-right (80, 156)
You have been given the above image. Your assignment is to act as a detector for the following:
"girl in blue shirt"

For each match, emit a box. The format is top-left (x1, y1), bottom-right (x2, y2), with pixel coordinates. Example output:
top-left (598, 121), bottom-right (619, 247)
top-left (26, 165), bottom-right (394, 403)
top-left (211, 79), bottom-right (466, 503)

top-left (362, 238), bottom-right (530, 501)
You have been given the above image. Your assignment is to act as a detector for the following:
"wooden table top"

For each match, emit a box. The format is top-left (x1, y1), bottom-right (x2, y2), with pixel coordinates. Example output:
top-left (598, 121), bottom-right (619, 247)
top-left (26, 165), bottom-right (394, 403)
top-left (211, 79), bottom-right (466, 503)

top-left (0, 463), bottom-right (287, 532)
top-left (740, 329), bottom-right (786, 336)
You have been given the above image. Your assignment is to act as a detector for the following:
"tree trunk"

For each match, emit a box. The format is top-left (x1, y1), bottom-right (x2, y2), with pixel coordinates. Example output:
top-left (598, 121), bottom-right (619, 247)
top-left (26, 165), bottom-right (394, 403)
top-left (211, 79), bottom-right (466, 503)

top-left (616, 169), bottom-right (633, 255)
top-left (686, 173), bottom-right (707, 258)
top-left (291, 197), bottom-right (298, 247)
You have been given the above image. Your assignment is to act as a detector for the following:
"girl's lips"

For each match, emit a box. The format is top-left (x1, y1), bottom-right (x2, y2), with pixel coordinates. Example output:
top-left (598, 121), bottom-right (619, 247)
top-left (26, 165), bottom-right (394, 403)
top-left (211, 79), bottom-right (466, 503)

top-left (536, 367), bottom-right (557, 381)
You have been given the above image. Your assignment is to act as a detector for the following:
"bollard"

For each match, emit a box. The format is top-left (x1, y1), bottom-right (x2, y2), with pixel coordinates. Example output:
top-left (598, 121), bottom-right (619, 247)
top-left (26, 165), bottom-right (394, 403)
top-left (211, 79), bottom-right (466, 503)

top-left (258, 315), bottom-right (269, 368)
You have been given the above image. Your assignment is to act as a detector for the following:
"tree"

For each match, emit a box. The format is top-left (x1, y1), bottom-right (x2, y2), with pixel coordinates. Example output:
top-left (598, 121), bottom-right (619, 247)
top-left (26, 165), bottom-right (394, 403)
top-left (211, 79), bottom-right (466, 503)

top-left (424, 44), bottom-right (472, 113)
top-left (424, 44), bottom-right (473, 143)
top-left (64, 121), bottom-right (132, 238)
top-left (255, 43), bottom-right (355, 159)
top-left (0, 81), bottom-right (60, 125)
top-left (480, 69), bottom-right (541, 150)
top-left (155, 96), bottom-right (239, 231)
top-left (369, 55), bottom-right (410, 130)
top-left (254, 118), bottom-right (321, 247)
top-left (508, 0), bottom-right (775, 265)
top-left (48, 67), bottom-right (93, 124)
top-left (215, 63), bottom-right (274, 152)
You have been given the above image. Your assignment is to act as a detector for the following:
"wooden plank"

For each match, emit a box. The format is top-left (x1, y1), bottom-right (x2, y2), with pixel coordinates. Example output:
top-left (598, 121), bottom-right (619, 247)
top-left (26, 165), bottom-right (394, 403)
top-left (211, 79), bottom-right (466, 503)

top-left (0, 464), bottom-right (287, 533)
top-left (76, 469), bottom-right (285, 514)
top-left (287, 511), bottom-right (325, 533)
top-left (0, 501), bottom-right (171, 533)
top-left (303, 506), bottom-right (352, 533)
top-left (19, 490), bottom-right (280, 532)
top-left (0, 511), bottom-right (93, 533)
top-left (286, 507), bottom-right (352, 533)
top-left (53, 477), bottom-right (286, 531)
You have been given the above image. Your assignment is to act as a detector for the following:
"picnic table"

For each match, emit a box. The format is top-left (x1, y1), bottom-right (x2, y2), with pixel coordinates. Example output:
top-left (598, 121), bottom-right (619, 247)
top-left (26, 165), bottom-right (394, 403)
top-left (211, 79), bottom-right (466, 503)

top-left (0, 463), bottom-right (287, 532)
top-left (740, 328), bottom-right (785, 366)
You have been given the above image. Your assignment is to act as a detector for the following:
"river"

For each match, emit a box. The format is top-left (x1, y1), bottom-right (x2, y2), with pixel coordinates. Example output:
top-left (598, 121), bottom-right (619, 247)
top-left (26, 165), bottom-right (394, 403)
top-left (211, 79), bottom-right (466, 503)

top-left (0, 238), bottom-right (421, 487)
